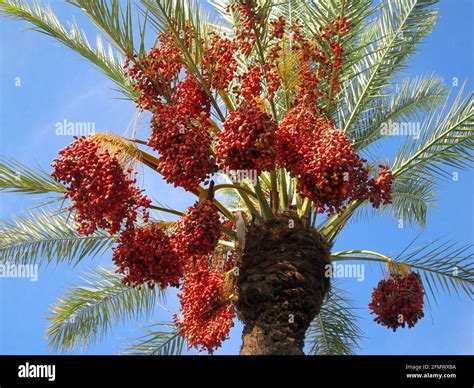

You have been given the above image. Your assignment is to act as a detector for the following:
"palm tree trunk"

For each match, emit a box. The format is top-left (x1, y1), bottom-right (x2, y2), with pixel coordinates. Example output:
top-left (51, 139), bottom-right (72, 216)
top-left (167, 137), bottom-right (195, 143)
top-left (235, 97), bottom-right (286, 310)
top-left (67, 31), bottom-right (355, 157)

top-left (236, 213), bottom-right (331, 355)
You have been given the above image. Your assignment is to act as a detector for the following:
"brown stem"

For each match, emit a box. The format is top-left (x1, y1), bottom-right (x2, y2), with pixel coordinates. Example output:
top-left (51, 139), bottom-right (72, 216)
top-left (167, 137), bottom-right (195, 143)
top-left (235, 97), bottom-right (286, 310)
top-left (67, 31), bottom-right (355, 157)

top-left (206, 181), bottom-right (215, 201)
top-left (121, 136), bottom-right (149, 146)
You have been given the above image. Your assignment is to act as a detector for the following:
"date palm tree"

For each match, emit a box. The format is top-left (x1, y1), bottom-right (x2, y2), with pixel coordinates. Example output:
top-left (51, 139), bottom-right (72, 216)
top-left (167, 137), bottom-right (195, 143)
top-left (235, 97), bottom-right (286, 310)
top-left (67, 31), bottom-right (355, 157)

top-left (0, 0), bottom-right (472, 355)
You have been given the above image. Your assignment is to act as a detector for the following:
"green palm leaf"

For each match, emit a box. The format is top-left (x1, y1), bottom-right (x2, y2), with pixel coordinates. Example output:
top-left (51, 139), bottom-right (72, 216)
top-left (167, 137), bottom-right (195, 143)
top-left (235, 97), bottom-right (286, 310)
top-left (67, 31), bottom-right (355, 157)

top-left (351, 75), bottom-right (446, 150)
top-left (392, 85), bottom-right (474, 180)
top-left (0, 208), bottom-right (116, 267)
top-left (66, 0), bottom-right (145, 57)
top-left (322, 87), bottom-right (472, 239)
top-left (398, 240), bottom-right (473, 302)
top-left (387, 175), bottom-right (435, 227)
top-left (122, 322), bottom-right (186, 355)
top-left (351, 174), bottom-right (436, 227)
top-left (0, 158), bottom-right (65, 195)
top-left (46, 266), bottom-right (164, 352)
top-left (341, 0), bottom-right (438, 132)
top-left (305, 283), bottom-right (362, 355)
top-left (0, 0), bottom-right (135, 98)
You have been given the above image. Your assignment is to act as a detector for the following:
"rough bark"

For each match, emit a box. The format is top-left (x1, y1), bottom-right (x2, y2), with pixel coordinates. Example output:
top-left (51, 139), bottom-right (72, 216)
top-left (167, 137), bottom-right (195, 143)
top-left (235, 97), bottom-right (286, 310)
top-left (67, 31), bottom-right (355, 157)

top-left (235, 213), bottom-right (331, 355)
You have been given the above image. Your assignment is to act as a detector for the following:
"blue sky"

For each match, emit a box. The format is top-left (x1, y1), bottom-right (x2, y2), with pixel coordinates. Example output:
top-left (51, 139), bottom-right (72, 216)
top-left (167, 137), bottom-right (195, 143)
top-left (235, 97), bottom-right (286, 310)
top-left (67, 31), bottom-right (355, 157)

top-left (0, 0), bottom-right (472, 355)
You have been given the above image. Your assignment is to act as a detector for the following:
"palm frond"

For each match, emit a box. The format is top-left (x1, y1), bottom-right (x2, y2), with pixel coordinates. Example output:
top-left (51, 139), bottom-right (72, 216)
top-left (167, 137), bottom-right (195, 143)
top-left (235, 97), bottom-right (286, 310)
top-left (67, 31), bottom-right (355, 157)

top-left (46, 266), bottom-right (164, 352)
top-left (0, 158), bottom-right (65, 195)
top-left (341, 0), bottom-right (438, 132)
top-left (0, 0), bottom-right (135, 97)
top-left (392, 86), bottom-right (474, 180)
top-left (122, 322), bottom-right (186, 355)
top-left (305, 283), bottom-right (362, 355)
top-left (268, 0), bottom-right (314, 23)
top-left (66, 0), bottom-right (144, 56)
top-left (387, 174), bottom-right (435, 227)
top-left (0, 208), bottom-right (116, 267)
top-left (206, 0), bottom-right (234, 31)
top-left (351, 75), bottom-right (446, 150)
top-left (351, 174), bottom-right (436, 227)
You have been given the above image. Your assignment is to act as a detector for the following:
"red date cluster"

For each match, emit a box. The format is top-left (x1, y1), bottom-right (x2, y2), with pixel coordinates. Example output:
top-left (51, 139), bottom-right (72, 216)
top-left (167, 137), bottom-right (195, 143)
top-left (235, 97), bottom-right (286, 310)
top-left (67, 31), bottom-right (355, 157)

top-left (226, 1), bottom-right (283, 102)
top-left (239, 64), bottom-right (263, 101)
top-left (226, 0), bottom-right (258, 55)
top-left (229, 4), bottom-right (283, 101)
top-left (298, 128), bottom-right (370, 215)
top-left (290, 15), bottom-right (351, 110)
top-left (51, 136), bottom-right (151, 235)
top-left (369, 272), bottom-right (425, 331)
top-left (278, 107), bottom-right (362, 214)
top-left (277, 105), bottom-right (330, 170)
top-left (172, 200), bottom-right (222, 257)
top-left (126, 29), bottom-right (217, 192)
top-left (112, 225), bottom-right (183, 289)
top-left (173, 73), bottom-right (211, 118)
top-left (112, 199), bottom-right (222, 291)
top-left (270, 16), bottom-right (285, 39)
top-left (216, 103), bottom-right (277, 172)
top-left (278, 105), bottom-right (393, 214)
top-left (173, 263), bottom-right (235, 354)
top-left (124, 31), bottom-right (182, 111)
top-left (148, 74), bottom-right (216, 191)
top-left (203, 33), bottom-right (238, 92)
top-left (368, 165), bottom-right (394, 208)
